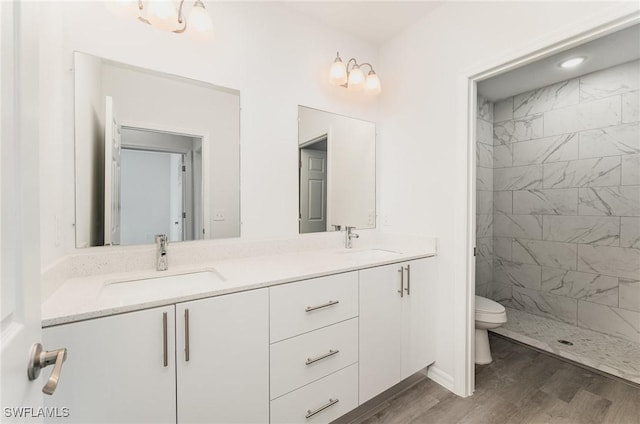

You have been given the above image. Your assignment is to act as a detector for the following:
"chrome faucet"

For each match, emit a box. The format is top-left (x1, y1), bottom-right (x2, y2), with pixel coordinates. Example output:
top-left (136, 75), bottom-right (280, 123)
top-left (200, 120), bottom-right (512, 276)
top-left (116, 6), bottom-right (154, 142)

top-left (155, 234), bottom-right (168, 271)
top-left (345, 226), bottom-right (359, 249)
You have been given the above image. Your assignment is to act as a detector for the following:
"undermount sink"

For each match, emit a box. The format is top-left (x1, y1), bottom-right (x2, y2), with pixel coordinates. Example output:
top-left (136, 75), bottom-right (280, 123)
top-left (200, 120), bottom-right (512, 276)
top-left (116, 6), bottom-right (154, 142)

top-left (334, 248), bottom-right (402, 259)
top-left (98, 270), bottom-right (226, 307)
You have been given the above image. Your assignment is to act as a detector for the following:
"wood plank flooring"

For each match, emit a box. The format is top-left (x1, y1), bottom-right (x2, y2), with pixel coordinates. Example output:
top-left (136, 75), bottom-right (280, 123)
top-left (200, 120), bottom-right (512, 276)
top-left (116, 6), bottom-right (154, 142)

top-left (352, 335), bottom-right (640, 424)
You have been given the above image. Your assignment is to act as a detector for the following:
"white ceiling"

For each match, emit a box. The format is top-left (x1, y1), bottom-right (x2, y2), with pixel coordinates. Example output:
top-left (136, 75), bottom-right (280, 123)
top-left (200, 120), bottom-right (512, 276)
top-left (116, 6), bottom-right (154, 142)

top-left (282, 1), bottom-right (444, 46)
top-left (478, 24), bottom-right (640, 102)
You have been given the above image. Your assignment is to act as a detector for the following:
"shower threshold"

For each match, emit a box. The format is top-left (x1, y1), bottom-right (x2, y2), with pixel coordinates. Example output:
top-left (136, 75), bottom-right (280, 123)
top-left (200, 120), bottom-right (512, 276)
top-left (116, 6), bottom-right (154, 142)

top-left (490, 307), bottom-right (640, 386)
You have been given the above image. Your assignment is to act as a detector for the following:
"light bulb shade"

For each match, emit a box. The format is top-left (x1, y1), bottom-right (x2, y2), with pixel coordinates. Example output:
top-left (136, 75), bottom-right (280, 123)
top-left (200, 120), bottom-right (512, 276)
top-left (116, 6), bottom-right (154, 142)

top-left (348, 66), bottom-right (365, 90)
top-left (329, 58), bottom-right (347, 86)
top-left (364, 71), bottom-right (381, 95)
top-left (148, 0), bottom-right (179, 31)
top-left (187, 1), bottom-right (213, 39)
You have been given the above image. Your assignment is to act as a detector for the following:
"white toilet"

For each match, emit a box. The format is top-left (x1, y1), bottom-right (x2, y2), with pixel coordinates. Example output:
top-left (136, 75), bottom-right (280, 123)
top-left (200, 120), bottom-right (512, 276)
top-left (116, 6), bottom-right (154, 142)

top-left (475, 295), bottom-right (507, 365)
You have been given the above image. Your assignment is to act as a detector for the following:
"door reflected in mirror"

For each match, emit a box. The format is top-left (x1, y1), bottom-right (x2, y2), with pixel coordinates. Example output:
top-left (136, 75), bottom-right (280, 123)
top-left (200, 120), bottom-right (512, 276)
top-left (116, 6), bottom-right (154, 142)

top-left (298, 106), bottom-right (376, 234)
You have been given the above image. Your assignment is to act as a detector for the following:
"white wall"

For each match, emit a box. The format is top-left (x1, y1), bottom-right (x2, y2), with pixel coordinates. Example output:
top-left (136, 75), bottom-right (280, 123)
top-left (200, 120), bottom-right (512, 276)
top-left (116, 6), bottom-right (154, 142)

top-left (38, 1), bottom-right (379, 269)
top-left (377, 1), bottom-right (638, 395)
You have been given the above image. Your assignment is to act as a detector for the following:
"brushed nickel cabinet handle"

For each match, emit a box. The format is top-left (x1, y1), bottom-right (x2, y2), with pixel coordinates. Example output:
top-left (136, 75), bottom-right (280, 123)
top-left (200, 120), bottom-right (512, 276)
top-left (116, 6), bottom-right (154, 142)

top-left (162, 312), bottom-right (168, 367)
top-left (184, 308), bottom-right (190, 362)
top-left (27, 343), bottom-right (67, 395)
top-left (305, 349), bottom-right (339, 365)
top-left (305, 398), bottom-right (339, 419)
top-left (405, 264), bottom-right (411, 295)
top-left (305, 300), bottom-right (339, 312)
top-left (398, 267), bottom-right (404, 298)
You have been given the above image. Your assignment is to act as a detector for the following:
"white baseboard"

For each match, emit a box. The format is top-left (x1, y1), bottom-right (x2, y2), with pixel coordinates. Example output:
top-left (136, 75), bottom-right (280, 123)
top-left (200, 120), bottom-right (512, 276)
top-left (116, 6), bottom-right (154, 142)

top-left (427, 364), bottom-right (455, 393)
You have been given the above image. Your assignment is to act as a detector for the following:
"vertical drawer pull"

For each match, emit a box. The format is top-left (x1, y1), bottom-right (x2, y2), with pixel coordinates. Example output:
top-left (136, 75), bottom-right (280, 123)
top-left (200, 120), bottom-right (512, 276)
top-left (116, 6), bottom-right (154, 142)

top-left (405, 264), bottom-right (411, 295)
top-left (398, 267), bottom-right (404, 298)
top-left (305, 398), bottom-right (340, 419)
top-left (184, 308), bottom-right (190, 362)
top-left (305, 349), bottom-right (340, 365)
top-left (305, 300), bottom-right (339, 312)
top-left (162, 312), bottom-right (168, 367)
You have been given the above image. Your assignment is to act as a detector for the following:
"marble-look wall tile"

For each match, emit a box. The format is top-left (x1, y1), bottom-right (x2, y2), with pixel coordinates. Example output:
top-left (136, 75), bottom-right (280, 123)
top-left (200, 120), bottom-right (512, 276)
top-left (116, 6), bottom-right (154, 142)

top-left (619, 279), bottom-right (640, 312)
top-left (578, 301), bottom-right (640, 343)
top-left (622, 90), bottom-right (639, 124)
top-left (476, 258), bottom-right (493, 288)
top-left (512, 133), bottom-right (578, 166)
top-left (493, 237), bottom-right (512, 261)
top-left (494, 165), bottom-right (542, 190)
top-left (578, 244), bottom-right (640, 280)
top-left (578, 186), bottom-right (640, 217)
top-left (494, 191), bottom-right (512, 214)
top-left (477, 142), bottom-right (493, 168)
top-left (494, 259), bottom-right (541, 290)
top-left (512, 239), bottom-right (577, 271)
top-left (543, 216), bottom-right (620, 246)
top-left (476, 119), bottom-right (493, 145)
top-left (580, 60), bottom-right (640, 102)
top-left (476, 237), bottom-right (494, 262)
top-left (493, 144), bottom-right (513, 168)
top-left (544, 95), bottom-right (621, 136)
top-left (513, 79), bottom-right (579, 118)
top-left (512, 286), bottom-right (578, 324)
top-left (542, 267), bottom-right (619, 307)
top-left (491, 280), bottom-right (512, 303)
top-left (620, 217), bottom-right (640, 249)
top-left (622, 154), bottom-right (640, 185)
top-left (494, 114), bottom-right (543, 145)
top-left (478, 96), bottom-right (494, 122)
top-left (476, 166), bottom-right (493, 191)
top-left (476, 190), bottom-right (493, 215)
top-left (494, 214), bottom-right (542, 239)
top-left (476, 214), bottom-right (493, 238)
top-left (579, 122), bottom-right (640, 159)
top-left (494, 98), bottom-right (513, 123)
top-left (513, 189), bottom-right (578, 215)
top-left (543, 157), bottom-right (621, 189)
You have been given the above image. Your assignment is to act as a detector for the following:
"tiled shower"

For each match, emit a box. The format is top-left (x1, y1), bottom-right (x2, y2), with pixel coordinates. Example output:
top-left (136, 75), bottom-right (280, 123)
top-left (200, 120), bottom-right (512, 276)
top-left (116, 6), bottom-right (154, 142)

top-left (475, 59), bottom-right (640, 381)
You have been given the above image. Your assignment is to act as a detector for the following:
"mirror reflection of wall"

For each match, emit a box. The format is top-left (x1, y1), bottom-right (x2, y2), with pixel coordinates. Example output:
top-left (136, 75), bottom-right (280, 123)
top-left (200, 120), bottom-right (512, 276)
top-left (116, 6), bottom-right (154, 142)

top-left (298, 106), bottom-right (376, 234)
top-left (74, 52), bottom-right (240, 247)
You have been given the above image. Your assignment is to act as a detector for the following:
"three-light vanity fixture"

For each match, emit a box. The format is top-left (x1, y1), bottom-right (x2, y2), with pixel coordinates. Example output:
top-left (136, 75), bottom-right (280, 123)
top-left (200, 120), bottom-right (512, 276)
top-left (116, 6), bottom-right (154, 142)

top-left (329, 52), bottom-right (382, 95)
top-left (106, 0), bottom-right (213, 39)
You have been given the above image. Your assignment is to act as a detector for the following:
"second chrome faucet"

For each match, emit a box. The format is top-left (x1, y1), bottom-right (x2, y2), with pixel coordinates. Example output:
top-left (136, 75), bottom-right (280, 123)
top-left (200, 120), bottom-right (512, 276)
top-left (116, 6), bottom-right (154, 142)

top-left (155, 234), bottom-right (168, 271)
top-left (345, 226), bottom-right (359, 249)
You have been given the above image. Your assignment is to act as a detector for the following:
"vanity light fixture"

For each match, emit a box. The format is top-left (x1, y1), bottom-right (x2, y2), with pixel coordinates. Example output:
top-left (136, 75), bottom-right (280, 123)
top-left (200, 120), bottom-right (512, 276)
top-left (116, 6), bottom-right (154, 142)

top-left (559, 56), bottom-right (586, 69)
top-left (329, 52), bottom-right (381, 95)
top-left (106, 0), bottom-right (213, 39)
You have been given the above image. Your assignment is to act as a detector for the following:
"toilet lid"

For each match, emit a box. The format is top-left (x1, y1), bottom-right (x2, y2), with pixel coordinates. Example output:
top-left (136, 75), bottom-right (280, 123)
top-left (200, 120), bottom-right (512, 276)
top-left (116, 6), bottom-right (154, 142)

top-left (475, 296), bottom-right (505, 314)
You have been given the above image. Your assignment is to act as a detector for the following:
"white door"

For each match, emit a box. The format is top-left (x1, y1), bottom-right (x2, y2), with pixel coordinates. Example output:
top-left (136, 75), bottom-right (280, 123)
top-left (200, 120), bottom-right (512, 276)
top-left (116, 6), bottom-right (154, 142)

top-left (359, 264), bottom-right (404, 403)
top-left (0, 0), bottom-right (45, 416)
top-left (176, 289), bottom-right (269, 423)
top-left (104, 96), bottom-right (121, 245)
top-left (299, 148), bottom-right (327, 233)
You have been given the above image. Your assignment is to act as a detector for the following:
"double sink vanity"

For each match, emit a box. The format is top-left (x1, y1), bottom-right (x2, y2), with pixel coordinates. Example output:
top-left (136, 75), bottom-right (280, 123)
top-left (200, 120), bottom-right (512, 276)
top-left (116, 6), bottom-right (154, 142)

top-left (41, 234), bottom-right (437, 423)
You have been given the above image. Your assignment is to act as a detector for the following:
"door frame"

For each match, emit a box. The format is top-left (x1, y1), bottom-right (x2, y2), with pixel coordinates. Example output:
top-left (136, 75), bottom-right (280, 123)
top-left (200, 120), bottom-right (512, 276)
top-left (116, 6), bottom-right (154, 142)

top-left (458, 8), bottom-right (640, 397)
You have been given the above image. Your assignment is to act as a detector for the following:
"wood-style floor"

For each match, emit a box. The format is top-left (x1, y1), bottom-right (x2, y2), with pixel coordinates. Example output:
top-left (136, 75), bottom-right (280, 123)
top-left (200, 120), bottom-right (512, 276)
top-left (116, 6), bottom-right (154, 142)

top-left (353, 335), bottom-right (640, 424)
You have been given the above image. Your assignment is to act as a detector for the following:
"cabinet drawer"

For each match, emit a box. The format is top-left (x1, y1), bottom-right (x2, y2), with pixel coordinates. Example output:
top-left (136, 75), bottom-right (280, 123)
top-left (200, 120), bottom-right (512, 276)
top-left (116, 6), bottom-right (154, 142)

top-left (270, 318), bottom-right (358, 399)
top-left (270, 272), bottom-right (358, 342)
top-left (270, 364), bottom-right (358, 424)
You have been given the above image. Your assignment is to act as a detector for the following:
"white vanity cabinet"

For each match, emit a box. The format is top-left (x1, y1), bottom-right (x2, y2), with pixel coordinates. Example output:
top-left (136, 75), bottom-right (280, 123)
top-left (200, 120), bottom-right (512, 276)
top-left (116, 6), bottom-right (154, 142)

top-left (43, 305), bottom-right (177, 423)
top-left (359, 257), bottom-right (436, 403)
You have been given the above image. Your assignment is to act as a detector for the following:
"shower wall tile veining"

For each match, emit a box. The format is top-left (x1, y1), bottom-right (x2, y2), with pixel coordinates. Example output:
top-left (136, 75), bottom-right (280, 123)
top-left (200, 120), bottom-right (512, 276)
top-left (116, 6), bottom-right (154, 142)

top-left (488, 59), bottom-right (640, 344)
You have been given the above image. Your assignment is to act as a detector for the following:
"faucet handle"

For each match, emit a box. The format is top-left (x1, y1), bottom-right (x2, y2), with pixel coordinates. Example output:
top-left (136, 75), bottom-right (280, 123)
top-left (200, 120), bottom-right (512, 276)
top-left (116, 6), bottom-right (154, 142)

top-left (155, 234), bottom-right (168, 246)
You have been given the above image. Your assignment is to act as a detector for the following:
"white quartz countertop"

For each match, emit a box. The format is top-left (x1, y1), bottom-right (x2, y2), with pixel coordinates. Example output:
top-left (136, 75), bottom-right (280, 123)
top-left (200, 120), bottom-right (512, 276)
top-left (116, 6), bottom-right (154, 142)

top-left (42, 238), bottom-right (436, 327)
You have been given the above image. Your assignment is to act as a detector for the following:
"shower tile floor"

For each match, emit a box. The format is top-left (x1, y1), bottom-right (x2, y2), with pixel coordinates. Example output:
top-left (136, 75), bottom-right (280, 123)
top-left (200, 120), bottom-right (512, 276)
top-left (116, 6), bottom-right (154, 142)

top-left (491, 307), bottom-right (640, 385)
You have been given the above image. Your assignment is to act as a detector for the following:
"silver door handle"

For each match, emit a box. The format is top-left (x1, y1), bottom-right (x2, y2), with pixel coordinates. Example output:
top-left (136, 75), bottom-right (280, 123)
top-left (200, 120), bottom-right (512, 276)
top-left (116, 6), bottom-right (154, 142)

top-left (305, 398), bottom-right (339, 419)
top-left (27, 343), bottom-right (67, 395)
top-left (398, 267), bottom-right (404, 298)
top-left (305, 300), bottom-right (339, 312)
top-left (162, 312), bottom-right (168, 367)
top-left (305, 349), bottom-right (339, 365)
top-left (404, 264), bottom-right (411, 295)
top-left (184, 308), bottom-right (190, 362)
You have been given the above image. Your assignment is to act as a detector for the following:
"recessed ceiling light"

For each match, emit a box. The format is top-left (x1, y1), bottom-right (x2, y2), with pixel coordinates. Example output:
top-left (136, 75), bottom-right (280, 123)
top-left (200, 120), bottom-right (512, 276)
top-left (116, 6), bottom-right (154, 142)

top-left (559, 57), bottom-right (586, 69)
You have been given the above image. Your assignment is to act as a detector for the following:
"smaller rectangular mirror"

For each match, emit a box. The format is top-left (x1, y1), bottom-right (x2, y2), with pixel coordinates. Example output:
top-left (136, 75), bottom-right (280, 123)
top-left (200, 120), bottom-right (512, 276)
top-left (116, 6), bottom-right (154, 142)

top-left (298, 106), bottom-right (376, 233)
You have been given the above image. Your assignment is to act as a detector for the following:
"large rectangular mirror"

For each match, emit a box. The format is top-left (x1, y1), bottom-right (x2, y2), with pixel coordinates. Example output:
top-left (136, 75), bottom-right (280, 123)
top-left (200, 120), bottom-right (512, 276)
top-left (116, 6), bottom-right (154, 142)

top-left (74, 52), bottom-right (240, 247)
top-left (298, 106), bottom-right (376, 233)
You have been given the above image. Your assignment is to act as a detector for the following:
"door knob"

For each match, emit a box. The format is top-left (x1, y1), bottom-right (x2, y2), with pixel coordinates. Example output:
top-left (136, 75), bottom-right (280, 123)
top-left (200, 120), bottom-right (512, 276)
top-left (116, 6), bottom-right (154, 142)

top-left (27, 343), bottom-right (67, 395)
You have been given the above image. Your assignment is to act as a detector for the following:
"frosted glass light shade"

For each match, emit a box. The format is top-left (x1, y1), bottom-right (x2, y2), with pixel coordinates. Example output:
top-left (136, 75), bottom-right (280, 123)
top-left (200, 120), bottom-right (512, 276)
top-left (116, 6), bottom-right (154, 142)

top-left (364, 71), bottom-right (381, 95)
top-left (330, 59), bottom-right (347, 86)
top-left (348, 66), bottom-right (365, 90)
top-left (187, 2), bottom-right (213, 40)
top-left (148, 0), bottom-right (179, 31)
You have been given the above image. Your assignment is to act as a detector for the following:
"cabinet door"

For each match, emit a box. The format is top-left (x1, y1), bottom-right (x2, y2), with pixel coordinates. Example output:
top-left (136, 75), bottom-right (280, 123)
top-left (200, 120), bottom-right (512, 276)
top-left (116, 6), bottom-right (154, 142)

top-left (43, 306), bottom-right (176, 423)
top-left (358, 263), bottom-right (404, 404)
top-left (401, 257), bottom-right (436, 379)
top-left (176, 289), bottom-right (269, 424)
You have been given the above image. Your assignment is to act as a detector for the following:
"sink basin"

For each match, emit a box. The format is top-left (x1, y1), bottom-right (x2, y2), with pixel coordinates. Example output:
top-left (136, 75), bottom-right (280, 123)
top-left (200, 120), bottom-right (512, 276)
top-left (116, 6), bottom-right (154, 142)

top-left (334, 248), bottom-right (402, 259)
top-left (98, 270), bottom-right (226, 307)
